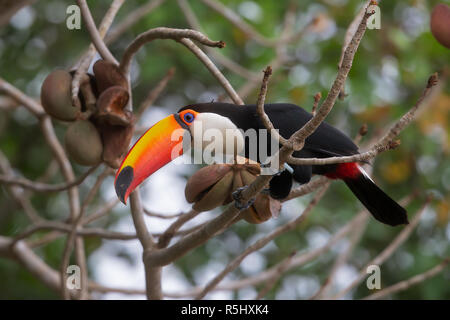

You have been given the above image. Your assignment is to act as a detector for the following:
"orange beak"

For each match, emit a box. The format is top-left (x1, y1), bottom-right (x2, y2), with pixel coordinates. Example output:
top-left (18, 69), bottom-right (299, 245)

top-left (114, 114), bottom-right (189, 204)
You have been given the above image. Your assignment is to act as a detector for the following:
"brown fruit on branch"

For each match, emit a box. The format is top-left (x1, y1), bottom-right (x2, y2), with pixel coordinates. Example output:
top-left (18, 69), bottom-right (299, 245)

top-left (65, 120), bottom-right (103, 166)
top-left (93, 60), bottom-right (128, 93)
top-left (96, 86), bottom-right (131, 126)
top-left (431, 4), bottom-right (450, 49)
top-left (98, 118), bottom-right (135, 169)
top-left (184, 159), bottom-right (282, 222)
top-left (185, 164), bottom-right (233, 203)
top-left (41, 70), bottom-right (78, 121)
top-left (243, 194), bottom-right (281, 224)
top-left (193, 170), bottom-right (234, 211)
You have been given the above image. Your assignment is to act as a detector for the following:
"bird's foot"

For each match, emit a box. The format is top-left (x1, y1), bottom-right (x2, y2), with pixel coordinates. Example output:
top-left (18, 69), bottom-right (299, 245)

top-left (232, 186), bottom-right (255, 210)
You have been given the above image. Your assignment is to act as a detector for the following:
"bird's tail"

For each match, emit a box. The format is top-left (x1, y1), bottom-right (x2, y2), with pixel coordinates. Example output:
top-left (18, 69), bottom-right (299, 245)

top-left (343, 166), bottom-right (408, 226)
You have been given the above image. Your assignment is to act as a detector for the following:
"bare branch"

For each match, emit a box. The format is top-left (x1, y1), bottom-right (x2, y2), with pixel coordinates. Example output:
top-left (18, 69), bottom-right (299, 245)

top-left (195, 184), bottom-right (329, 299)
top-left (199, 0), bottom-right (277, 47)
top-left (119, 27), bottom-right (225, 76)
top-left (338, 1), bottom-right (372, 98)
top-left (178, 38), bottom-right (243, 105)
top-left (158, 209), bottom-right (200, 248)
top-left (255, 251), bottom-right (296, 300)
top-left (287, 72), bottom-right (438, 166)
top-left (129, 190), bottom-right (162, 300)
top-left (72, 0), bottom-right (124, 109)
top-left (256, 66), bottom-right (289, 147)
top-left (164, 213), bottom-right (366, 298)
top-left (76, 0), bottom-right (119, 64)
top-left (0, 150), bottom-right (42, 223)
top-left (332, 198), bottom-right (430, 299)
top-left (0, 236), bottom-right (77, 299)
top-left (0, 77), bottom-right (45, 118)
top-left (177, 0), bottom-right (260, 82)
top-left (363, 259), bottom-right (450, 300)
top-left (311, 214), bottom-right (369, 299)
top-left (311, 92), bottom-right (322, 116)
top-left (287, 8), bottom-right (372, 151)
top-left (0, 165), bottom-right (98, 192)
top-left (83, 198), bottom-right (120, 225)
top-left (144, 208), bottom-right (184, 220)
top-left (285, 176), bottom-right (329, 201)
top-left (105, 0), bottom-right (166, 44)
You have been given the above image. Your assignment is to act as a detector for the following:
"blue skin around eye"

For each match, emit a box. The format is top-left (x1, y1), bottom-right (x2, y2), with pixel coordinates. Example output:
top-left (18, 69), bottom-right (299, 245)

top-left (184, 113), bottom-right (194, 123)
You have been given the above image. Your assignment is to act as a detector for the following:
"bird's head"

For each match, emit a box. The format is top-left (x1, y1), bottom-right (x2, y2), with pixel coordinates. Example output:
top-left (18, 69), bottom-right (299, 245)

top-left (114, 104), bottom-right (244, 204)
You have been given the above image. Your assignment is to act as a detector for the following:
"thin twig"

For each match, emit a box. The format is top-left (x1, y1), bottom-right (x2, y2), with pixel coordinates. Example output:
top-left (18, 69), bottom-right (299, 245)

top-left (195, 184), bottom-right (329, 299)
top-left (311, 92), bottom-right (322, 116)
top-left (177, 0), bottom-right (260, 82)
top-left (0, 77), bottom-right (45, 117)
top-left (105, 0), bottom-right (166, 44)
top-left (76, 0), bottom-right (119, 64)
top-left (199, 0), bottom-right (277, 47)
top-left (71, 0), bottom-right (124, 109)
top-left (163, 213), bottom-right (366, 298)
top-left (363, 259), bottom-right (449, 300)
top-left (255, 251), bottom-right (296, 300)
top-left (0, 150), bottom-right (42, 223)
top-left (119, 27), bottom-right (225, 76)
top-left (177, 38), bottom-right (243, 105)
top-left (332, 198), bottom-right (431, 299)
top-left (0, 165), bottom-right (98, 192)
top-left (129, 190), bottom-right (162, 300)
top-left (158, 209), bottom-right (200, 248)
top-left (256, 66), bottom-right (289, 147)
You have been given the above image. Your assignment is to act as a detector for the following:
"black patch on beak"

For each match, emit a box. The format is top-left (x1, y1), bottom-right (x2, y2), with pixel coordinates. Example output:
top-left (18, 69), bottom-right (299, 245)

top-left (115, 166), bottom-right (134, 204)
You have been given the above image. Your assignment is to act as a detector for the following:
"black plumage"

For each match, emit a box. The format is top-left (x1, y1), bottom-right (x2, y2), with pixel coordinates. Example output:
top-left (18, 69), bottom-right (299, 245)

top-left (179, 102), bottom-right (408, 226)
top-left (180, 103), bottom-right (358, 182)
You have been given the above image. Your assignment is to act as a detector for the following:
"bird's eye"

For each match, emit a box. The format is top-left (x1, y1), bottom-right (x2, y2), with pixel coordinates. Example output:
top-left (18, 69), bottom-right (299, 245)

top-left (183, 112), bottom-right (194, 123)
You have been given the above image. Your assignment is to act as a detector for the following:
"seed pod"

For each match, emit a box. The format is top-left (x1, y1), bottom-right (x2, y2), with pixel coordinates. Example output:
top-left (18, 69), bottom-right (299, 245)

top-left (99, 120), bottom-right (135, 169)
top-left (252, 194), bottom-right (281, 223)
top-left (193, 170), bottom-right (234, 211)
top-left (231, 167), bottom-right (244, 193)
top-left (431, 4), bottom-right (450, 49)
top-left (65, 120), bottom-right (103, 166)
top-left (240, 169), bottom-right (257, 186)
top-left (185, 164), bottom-right (233, 203)
top-left (41, 70), bottom-right (78, 121)
top-left (96, 86), bottom-right (131, 126)
top-left (93, 60), bottom-right (128, 93)
top-left (184, 160), bottom-right (282, 219)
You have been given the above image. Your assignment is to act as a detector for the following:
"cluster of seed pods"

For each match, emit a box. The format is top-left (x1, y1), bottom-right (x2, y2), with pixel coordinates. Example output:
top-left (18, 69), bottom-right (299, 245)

top-left (40, 60), bottom-right (134, 168)
top-left (185, 158), bottom-right (282, 224)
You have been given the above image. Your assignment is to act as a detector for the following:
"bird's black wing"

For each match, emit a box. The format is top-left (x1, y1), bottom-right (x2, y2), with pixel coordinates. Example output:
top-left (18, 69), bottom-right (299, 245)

top-left (262, 103), bottom-right (359, 157)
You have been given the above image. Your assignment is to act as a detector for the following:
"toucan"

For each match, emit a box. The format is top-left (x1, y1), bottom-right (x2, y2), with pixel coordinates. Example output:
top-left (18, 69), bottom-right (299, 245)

top-left (115, 102), bottom-right (408, 226)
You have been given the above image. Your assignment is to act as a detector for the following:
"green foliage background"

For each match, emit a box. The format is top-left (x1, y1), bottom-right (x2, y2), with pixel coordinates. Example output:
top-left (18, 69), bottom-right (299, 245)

top-left (0, 0), bottom-right (449, 299)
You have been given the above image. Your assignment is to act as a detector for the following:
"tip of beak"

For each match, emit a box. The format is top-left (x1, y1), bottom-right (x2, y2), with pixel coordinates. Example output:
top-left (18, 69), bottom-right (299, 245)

top-left (115, 166), bottom-right (134, 205)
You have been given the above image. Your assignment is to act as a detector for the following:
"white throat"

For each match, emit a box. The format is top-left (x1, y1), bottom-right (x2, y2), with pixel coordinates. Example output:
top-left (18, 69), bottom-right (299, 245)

top-left (189, 112), bottom-right (245, 162)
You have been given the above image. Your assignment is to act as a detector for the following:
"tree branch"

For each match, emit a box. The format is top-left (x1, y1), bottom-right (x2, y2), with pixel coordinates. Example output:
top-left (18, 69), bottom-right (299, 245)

top-left (76, 0), bottom-right (119, 64)
top-left (195, 183), bottom-right (329, 299)
top-left (72, 0), bottom-right (124, 109)
top-left (332, 198), bottom-right (430, 299)
top-left (119, 27), bottom-right (225, 76)
top-left (0, 165), bottom-right (98, 192)
top-left (363, 259), bottom-right (449, 300)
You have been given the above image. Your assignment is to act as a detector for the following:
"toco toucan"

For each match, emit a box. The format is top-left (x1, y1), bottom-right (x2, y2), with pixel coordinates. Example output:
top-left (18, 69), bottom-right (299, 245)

top-left (115, 103), bottom-right (408, 226)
